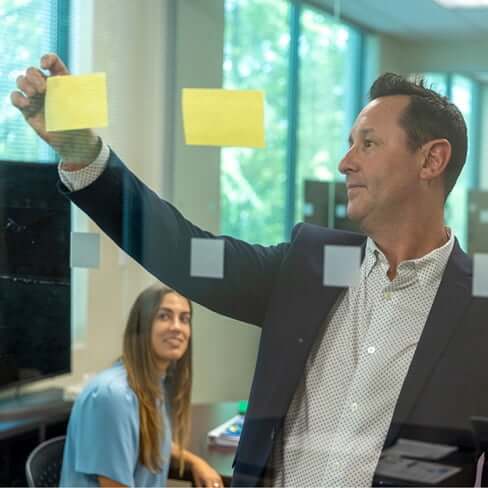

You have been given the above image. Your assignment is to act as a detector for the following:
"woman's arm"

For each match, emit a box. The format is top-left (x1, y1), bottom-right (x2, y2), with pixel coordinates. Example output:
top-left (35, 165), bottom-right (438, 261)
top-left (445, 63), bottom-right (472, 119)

top-left (171, 443), bottom-right (224, 488)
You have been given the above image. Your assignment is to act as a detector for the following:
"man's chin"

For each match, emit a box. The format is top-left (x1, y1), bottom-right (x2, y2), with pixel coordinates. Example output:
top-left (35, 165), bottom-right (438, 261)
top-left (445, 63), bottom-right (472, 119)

top-left (347, 206), bottom-right (369, 232)
top-left (346, 205), bottom-right (364, 223)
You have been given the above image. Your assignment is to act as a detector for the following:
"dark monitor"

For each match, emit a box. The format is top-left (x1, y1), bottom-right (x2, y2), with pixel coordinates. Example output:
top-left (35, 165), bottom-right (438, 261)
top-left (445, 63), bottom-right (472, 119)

top-left (0, 161), bottom-right (71, 391)
top-left (470, 416), bottom-right (488, 451)
top-left (304, 180), bottom-right (359, 232)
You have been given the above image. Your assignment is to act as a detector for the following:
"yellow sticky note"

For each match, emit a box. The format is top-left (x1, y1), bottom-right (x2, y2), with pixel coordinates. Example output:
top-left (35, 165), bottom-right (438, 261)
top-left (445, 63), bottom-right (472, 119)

top-left (45, 73), bottom-right (108, 131)
top-left (182, 89), bottom-right (265, 148)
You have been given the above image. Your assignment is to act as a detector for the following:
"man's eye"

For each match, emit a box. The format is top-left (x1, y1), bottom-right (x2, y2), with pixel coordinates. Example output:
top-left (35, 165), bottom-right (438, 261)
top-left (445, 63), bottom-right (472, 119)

top-left (364, 139), bottom-right (374, 148)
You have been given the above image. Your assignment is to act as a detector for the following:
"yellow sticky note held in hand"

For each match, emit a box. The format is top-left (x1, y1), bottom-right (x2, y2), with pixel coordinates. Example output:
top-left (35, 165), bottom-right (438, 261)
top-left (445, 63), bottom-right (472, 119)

top-left (182, 89), bottom-right (265, 148)
top-left (45, 73), bottom-right (108, 131)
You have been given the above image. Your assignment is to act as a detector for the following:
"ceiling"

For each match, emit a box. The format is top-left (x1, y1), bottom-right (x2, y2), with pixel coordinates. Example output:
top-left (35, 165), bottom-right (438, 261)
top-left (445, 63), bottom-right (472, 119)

top-left (312, 0), bottom-right (488, 41)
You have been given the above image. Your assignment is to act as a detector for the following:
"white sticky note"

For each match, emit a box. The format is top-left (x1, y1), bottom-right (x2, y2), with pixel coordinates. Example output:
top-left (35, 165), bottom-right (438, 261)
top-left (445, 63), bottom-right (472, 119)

top-left (323, 245), bottom-right (361, 287)
top-left (190, 238), bottom-right (224, 279)
top-left (473, 253), bottom-right (488, 297)
top-left (70, 232), bottom-right (100, 269)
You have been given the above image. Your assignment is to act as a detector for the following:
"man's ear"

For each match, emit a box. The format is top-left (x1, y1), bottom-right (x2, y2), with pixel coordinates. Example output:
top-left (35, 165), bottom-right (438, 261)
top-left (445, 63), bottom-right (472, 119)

top-left (420, 139), bottom-right (452, 182)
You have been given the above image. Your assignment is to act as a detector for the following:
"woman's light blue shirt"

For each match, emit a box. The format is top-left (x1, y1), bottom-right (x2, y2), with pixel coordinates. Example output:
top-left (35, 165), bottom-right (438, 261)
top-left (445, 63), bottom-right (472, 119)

top-left (60, 362), bottom-right (172, 487)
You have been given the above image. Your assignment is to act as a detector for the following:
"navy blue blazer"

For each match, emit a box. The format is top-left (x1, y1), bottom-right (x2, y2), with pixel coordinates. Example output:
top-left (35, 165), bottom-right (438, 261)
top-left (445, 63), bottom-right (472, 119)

top-left (62, 150), bottom-right (488, 486)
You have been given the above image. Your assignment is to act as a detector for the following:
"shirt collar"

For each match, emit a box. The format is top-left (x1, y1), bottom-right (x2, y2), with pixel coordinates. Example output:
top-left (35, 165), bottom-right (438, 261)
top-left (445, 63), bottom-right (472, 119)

top-left (364, 228), bottom-right (455, 289)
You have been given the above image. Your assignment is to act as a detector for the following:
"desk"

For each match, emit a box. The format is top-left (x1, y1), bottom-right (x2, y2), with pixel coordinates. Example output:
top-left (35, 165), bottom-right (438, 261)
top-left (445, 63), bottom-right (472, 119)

top-left (171, 402), bottom-right (239, 486)
top-left (180, 411), bottom-right (479, 487)
top-left (1, 399), bottom-right (478, 487)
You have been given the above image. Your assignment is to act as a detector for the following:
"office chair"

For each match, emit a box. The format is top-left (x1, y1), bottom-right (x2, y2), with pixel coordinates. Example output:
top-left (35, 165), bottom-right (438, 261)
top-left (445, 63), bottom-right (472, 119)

top-left (25, 436), bottom-right (66, 487)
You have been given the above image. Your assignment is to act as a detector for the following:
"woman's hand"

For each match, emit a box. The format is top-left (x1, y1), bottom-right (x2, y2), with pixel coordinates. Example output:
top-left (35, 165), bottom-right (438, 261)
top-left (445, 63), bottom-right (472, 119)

top-left (190, 457), bottom-right (224, 488)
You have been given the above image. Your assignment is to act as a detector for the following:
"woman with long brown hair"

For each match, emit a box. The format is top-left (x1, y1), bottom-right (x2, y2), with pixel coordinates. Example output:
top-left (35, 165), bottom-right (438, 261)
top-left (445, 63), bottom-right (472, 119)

top-left (60, 284), bottom-right (223, 487)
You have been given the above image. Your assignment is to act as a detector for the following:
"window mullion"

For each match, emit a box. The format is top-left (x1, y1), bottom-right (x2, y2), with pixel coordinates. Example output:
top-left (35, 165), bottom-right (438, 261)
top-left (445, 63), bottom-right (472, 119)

top-left (284, 1), bottom-right (301, 239)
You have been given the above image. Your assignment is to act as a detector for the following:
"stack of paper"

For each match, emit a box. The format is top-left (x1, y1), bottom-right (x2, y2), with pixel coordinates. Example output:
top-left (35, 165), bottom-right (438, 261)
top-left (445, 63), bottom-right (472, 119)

top-left (207, 414), bottom-right (244, 447)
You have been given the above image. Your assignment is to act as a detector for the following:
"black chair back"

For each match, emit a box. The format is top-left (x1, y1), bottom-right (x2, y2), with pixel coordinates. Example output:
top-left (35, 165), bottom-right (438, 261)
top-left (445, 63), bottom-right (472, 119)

top-left (25, 436), bottom-right (66, 487)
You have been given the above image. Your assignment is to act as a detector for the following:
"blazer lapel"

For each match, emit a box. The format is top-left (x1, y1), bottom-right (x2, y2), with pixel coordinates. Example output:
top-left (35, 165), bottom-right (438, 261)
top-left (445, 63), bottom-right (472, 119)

top-left (385, 240), bottom-right (473, 445)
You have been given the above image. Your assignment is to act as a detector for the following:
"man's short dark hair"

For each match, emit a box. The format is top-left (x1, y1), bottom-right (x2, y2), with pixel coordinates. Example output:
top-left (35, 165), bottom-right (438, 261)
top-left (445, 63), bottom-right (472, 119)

top-left (369, 73), bottom-right (468, 199)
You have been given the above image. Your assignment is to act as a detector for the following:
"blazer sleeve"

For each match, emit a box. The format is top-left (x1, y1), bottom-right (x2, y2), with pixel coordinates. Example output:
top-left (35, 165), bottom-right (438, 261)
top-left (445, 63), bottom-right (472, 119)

top-left (61, 149), bottom-right (290, 326)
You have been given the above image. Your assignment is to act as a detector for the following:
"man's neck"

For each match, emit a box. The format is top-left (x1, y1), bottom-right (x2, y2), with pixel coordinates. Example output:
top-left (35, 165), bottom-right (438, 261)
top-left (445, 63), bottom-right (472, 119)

top-left (365, 213), bottom-right (449, 281)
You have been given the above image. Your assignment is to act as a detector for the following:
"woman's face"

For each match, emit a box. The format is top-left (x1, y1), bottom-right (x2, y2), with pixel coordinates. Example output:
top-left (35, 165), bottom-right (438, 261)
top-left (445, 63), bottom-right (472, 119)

top-left (150, 292), bottom-right (191, 370)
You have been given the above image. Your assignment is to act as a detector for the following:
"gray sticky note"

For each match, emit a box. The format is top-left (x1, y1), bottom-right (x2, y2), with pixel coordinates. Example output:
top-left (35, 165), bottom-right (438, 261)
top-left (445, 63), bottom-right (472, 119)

top-left (303, 202), bottom-right (315, 217)
top-left (191, 238), bottom-right (224, 279)
top-left (70, 232), bottom-right (100, 268)
top-left (480, 210), bottom-right (488, 224)
top-left (323, 245), bottom-right (361, 287)
top-left (473, 253), bottom-right (488, 297)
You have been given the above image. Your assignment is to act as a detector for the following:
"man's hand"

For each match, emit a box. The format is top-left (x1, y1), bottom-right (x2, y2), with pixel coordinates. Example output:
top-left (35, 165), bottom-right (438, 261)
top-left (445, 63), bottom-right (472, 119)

top-left (10, 52), bottom-right (100, 169)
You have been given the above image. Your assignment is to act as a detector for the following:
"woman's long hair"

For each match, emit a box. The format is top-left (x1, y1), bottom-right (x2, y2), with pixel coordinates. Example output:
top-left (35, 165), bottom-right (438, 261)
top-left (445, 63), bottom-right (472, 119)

top-left (122, 284), bottom-right (192, 474)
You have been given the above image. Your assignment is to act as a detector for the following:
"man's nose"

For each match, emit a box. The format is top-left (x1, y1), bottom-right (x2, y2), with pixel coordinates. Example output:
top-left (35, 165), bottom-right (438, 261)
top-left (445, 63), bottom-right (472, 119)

top-left (338, 147), bottom-right (355, 175)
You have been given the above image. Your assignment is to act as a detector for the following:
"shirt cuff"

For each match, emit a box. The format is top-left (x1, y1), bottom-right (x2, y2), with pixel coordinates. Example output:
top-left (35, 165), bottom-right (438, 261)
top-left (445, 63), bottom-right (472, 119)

top-left (58, 141), bottom-right (110, 192)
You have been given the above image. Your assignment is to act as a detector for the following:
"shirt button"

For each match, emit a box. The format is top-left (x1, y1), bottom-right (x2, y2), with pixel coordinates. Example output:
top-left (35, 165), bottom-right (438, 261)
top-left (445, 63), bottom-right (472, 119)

top-left (298, 337), bottom-right (304, 343)
top-left (351, 402), bottom-right (358, 412)
top-left (384, 291), bottom-right (392, 300)
top-left (367, 346), bottom-right (376, 354)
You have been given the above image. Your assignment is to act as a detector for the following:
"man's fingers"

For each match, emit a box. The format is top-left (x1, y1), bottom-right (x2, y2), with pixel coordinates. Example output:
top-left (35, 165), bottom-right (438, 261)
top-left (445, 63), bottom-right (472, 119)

top-left (10, 91), bottom-right (30, 110)
top-left (40, 52), bottom-right (69, 76)
top-left (26, 67), bottom-right (47, 93)
top-left (16, 75), bottom-right (38, 97)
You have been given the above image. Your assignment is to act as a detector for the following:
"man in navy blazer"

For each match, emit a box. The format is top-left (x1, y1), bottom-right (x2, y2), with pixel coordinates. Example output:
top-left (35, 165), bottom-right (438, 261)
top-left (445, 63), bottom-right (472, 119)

top-left (12, 54), bottom-right (488, 486)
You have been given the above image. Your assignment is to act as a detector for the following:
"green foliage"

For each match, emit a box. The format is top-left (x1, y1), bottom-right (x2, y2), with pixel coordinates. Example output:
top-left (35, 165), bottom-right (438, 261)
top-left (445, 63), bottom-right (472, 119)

top-left (221, 0), bottom-right (290, 245)
top-left (221, 0), bottom-right (356, 244)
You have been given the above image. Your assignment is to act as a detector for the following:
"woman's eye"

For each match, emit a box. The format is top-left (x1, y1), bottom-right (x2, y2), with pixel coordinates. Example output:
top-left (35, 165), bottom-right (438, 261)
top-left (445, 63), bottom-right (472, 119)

top-left (158, 313), bottom-right (169, 320)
